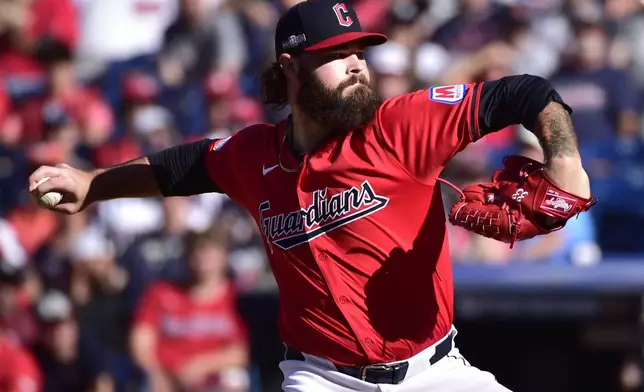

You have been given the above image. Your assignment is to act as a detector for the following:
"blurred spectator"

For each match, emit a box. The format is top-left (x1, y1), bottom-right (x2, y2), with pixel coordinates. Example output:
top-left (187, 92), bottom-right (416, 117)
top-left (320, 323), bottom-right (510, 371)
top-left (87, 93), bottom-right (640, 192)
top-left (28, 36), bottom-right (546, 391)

top-left (68, 226), bottom-right (133, 388)
top-left (0, 325), bottom-right (41, 392)
top-left (234, 0), bottom-right (279, 89)
top-left (611, 2), bottom-right (644, 90)
top-left (431, 0), bottom-right (516, 54)
top-left (132, 105), bottom-right (180, 156)
top-left (131, 227), bottom-right (250, 392)
top-left (157, 0), bottom-right (250, 137)
top-left (0, 218), bottom-right (28, 274)
top-left (69, 225), bottom-right (127, 341)
top-left (0, 260), bottom-right (38, 347)
top-left (160, 0), bottom-right (248, 86)
top-left (93, 196), bottom-right (165, 255)
top-left (0, 0), bottom-right (77, 96)
top-left (33, 227), bottom-right (75, 294)
top-left (5, 203), bottom-right (59, 258)
top-left (33, 213), bottom-right (89, 293)
top-left (550, 21), bottom-right (641, 144)
top-left (581, 132), bottom-right (644, 253)
top-left (204, 70), bottom-right (241, 136)
top-left (92, 72), bottom-right (157, 166)
top-left (214, 198), bottom-right (271, 292)
top-left (368, 41), bottom-right (415, 100)
top-left (229, 96), bottom-right (266, 130)
top-left (74, 0), bottom-right (178, 107)
top-left (158, 0), bottom-right (248, 137)
top-left (13, 39), bottom-right (113, 150)
top-left (110, 70), bottom-right (163, 142)
top-left (32, 290), bottom-right (113, 392)
top-left (75, 0), bottom-right (177, 72)
top-left (0, 110), bottom-right (28, 215)
top-left (119, 197), bottom-right (191, 313)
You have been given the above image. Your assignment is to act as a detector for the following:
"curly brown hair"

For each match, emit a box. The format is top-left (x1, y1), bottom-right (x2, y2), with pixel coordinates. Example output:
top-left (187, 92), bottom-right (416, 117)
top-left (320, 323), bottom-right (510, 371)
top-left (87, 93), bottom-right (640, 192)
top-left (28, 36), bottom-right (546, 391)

top-left (259, 62), bottom-right (289, 111)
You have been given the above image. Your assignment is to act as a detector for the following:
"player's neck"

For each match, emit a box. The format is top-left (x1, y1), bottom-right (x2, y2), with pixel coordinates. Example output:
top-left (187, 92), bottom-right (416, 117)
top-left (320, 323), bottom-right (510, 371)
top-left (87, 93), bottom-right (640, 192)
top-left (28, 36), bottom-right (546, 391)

top-left (289, 108), bottom-right (330, 154)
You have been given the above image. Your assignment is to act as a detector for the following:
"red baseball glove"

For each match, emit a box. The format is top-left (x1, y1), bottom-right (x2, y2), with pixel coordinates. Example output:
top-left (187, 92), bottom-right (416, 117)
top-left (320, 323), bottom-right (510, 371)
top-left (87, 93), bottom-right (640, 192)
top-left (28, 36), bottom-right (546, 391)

top-left (441, 155), bottom-right (597, 247)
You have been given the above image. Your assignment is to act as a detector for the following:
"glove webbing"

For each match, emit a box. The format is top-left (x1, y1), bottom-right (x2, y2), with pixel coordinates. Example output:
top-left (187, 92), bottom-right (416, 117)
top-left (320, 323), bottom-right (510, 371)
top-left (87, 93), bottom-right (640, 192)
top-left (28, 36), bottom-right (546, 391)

top-left (436, 178), bottom-right (521, 248)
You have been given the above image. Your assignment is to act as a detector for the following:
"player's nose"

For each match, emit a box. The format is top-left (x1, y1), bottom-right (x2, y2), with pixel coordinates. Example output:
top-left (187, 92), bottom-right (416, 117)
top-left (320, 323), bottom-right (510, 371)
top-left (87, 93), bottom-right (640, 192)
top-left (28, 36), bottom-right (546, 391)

top-left (346, 55), bottom-right (365, 75)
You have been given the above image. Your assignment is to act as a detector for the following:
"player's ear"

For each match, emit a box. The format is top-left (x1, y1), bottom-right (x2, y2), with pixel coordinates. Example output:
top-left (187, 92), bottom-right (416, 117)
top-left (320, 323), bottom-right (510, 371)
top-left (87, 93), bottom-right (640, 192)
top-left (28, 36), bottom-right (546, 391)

top-left (279, 53), bottom-right (298, 82)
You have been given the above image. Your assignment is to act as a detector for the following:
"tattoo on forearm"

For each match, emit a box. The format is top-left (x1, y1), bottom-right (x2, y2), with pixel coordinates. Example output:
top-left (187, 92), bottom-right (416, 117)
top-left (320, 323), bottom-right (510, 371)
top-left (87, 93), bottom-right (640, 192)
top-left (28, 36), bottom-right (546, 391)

top-left (534, 102), bottom-right (579, 159)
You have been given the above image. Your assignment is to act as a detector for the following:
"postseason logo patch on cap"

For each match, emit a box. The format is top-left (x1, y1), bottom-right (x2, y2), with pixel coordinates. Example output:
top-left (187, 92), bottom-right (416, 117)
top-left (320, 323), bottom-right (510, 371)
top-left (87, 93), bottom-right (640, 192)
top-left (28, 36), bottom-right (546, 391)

top-left (282, 33), bottom-right (307, 50)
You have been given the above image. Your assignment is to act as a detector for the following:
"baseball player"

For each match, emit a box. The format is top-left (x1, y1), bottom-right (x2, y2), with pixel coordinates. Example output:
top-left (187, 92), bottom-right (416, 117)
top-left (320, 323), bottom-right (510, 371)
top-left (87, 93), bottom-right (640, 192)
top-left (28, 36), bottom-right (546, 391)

top-left (29, 1), bottom-right (596, 391)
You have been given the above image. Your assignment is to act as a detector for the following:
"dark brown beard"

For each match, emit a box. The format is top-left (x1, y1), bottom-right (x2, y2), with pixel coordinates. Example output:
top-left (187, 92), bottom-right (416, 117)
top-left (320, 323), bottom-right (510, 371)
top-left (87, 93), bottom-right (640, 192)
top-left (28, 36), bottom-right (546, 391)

top-left (296, 70), bottom-right (382, 135)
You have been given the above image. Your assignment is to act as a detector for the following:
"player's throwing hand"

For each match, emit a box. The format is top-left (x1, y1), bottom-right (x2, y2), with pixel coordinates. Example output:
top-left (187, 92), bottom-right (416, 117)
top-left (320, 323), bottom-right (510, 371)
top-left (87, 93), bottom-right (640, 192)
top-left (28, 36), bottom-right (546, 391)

top-left (28, 163), bottom-right (93, 215)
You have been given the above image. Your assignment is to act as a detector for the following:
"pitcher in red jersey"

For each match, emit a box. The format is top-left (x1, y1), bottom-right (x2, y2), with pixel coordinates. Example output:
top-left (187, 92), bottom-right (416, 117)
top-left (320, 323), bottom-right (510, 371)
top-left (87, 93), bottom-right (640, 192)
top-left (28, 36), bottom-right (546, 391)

top-left (29, 1), bottom-right (592, 390)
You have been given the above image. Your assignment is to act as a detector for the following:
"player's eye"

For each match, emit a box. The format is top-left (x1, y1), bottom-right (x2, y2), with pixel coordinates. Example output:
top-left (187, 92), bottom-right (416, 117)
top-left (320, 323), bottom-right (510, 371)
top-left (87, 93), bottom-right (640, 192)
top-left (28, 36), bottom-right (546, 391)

top-left (328, 51), bottom-right (364, 61)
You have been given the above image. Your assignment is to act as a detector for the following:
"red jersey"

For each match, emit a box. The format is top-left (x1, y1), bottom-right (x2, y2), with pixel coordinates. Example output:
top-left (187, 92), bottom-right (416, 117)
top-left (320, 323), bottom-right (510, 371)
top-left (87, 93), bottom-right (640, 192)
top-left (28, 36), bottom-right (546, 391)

top-left (133, 281), bottom-right (248, 372)
top-left (204, 84), bottom-right (482, 366)
top-left (0, 336), bottom-right (41, 392)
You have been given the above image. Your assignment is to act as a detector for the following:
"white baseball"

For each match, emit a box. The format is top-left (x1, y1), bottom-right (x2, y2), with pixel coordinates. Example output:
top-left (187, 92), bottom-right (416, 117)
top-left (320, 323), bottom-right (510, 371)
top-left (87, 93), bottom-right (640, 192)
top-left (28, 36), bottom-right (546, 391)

top-left (34, 177), bottom-right (63, 208)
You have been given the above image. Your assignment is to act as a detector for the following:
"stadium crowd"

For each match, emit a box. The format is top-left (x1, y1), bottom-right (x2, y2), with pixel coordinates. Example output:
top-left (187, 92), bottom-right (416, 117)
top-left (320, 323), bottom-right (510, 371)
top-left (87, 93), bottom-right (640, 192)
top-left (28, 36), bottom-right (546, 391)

top-left (1, 0), bottom-right (644, 391)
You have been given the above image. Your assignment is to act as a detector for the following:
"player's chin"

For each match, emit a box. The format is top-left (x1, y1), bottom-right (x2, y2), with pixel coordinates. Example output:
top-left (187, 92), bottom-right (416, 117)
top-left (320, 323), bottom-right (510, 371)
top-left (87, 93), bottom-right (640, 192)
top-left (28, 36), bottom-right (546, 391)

top-left (342, 83), bottom-right (368, 95)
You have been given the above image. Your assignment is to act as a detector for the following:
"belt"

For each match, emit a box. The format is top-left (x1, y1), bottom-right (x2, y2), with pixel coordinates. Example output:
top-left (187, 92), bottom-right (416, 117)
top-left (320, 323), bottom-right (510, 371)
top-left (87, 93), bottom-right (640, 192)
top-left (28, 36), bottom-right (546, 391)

top-left (284, 331), bottom-right (455, 385)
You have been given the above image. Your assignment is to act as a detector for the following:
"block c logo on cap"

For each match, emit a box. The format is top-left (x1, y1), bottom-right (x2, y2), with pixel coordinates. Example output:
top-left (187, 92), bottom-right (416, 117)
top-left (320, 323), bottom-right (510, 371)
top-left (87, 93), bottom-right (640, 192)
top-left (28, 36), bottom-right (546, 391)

top-left (333, 3), bottom-right (353, 27)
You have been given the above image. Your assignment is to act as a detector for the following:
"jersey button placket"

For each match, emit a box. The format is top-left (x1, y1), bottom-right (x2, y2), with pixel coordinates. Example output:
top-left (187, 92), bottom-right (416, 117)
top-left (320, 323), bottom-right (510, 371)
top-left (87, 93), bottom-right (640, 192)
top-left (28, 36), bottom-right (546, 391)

top-left (318, 252), bottom-right (329, 261)
top-left (339, 296), bottom-right (349, 304)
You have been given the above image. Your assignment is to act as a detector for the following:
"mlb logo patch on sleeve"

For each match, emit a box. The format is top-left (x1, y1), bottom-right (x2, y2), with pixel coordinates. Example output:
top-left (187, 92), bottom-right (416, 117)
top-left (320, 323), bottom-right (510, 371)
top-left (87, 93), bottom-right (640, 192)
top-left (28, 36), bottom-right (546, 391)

top-left (429, 84), bottom-right (467, 104)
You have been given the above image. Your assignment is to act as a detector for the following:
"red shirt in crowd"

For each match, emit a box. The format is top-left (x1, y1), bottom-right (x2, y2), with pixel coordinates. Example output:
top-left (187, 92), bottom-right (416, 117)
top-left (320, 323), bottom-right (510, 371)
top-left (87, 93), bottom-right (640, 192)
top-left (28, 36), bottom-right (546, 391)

top-left (0, 335), bottom-right (41, 392)
top-left (0, 287), bottom-right (39, 347)
top-left (17, 87), bottom-right (113, 145)
top-left (133, 281), bottom-right (248, 372)
top-left (0, 0), bottom-right (77, 76)
top-left (202, 83), bottom-right (483, 366)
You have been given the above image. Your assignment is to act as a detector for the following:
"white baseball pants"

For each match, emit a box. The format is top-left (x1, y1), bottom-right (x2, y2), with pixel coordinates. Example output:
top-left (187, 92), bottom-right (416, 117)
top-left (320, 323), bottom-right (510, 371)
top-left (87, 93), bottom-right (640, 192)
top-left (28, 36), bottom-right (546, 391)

top-left (279, 327), bottom-right (512, 392)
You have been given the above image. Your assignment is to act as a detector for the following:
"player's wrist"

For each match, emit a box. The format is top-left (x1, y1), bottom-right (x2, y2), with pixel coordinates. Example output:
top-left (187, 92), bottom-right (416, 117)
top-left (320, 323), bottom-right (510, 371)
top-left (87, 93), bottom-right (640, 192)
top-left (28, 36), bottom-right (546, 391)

top-left (542, 157), bottom-right (590, 199)
top-left (544, 155), bottom-right (583, 170)
top-left (84, 168), bottom-right (104, 206)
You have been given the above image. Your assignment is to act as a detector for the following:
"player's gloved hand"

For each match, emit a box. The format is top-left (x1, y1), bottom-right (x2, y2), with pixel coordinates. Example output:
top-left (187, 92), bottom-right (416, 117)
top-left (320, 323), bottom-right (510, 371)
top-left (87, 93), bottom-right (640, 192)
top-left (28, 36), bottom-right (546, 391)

top-left (440, 155), bottom-right (597, 247)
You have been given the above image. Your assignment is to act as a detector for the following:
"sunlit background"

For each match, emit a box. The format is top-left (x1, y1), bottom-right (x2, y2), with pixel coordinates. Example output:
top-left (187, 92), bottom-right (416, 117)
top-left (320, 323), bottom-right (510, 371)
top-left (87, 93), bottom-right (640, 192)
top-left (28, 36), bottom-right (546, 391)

top-left (1, 0), bottom-right (644, 391)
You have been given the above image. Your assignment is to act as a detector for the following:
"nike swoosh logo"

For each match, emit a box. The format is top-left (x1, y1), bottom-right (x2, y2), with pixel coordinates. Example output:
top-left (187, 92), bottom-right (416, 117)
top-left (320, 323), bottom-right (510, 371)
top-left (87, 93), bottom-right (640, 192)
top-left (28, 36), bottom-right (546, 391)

top-left (263, 164), bottom-right (279, 176)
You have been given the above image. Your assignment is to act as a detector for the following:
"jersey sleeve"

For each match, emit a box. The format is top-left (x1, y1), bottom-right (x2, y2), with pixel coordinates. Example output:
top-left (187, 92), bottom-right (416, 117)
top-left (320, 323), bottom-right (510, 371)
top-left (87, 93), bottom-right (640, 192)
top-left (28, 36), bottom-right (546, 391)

top-left (376, 83), bottom-right (483, 183)
top-left (203, 126), bottom-right (260, 206)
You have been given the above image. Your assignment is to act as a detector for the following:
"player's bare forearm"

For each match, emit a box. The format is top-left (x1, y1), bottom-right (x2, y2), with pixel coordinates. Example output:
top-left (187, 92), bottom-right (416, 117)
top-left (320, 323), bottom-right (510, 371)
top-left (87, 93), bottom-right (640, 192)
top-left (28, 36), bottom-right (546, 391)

top-left (530, 101), bottom-right (591, 199)
top-left (87, 157), bottom-right (162, 205)
top-left (532, 101), bottom-right (580, 160)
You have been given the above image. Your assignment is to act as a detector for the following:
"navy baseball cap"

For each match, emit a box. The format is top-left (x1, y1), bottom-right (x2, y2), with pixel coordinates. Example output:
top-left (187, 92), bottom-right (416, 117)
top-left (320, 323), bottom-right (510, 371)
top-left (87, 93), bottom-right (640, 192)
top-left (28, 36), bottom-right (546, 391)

top-left (275, 0), bottom-right (388, 58)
